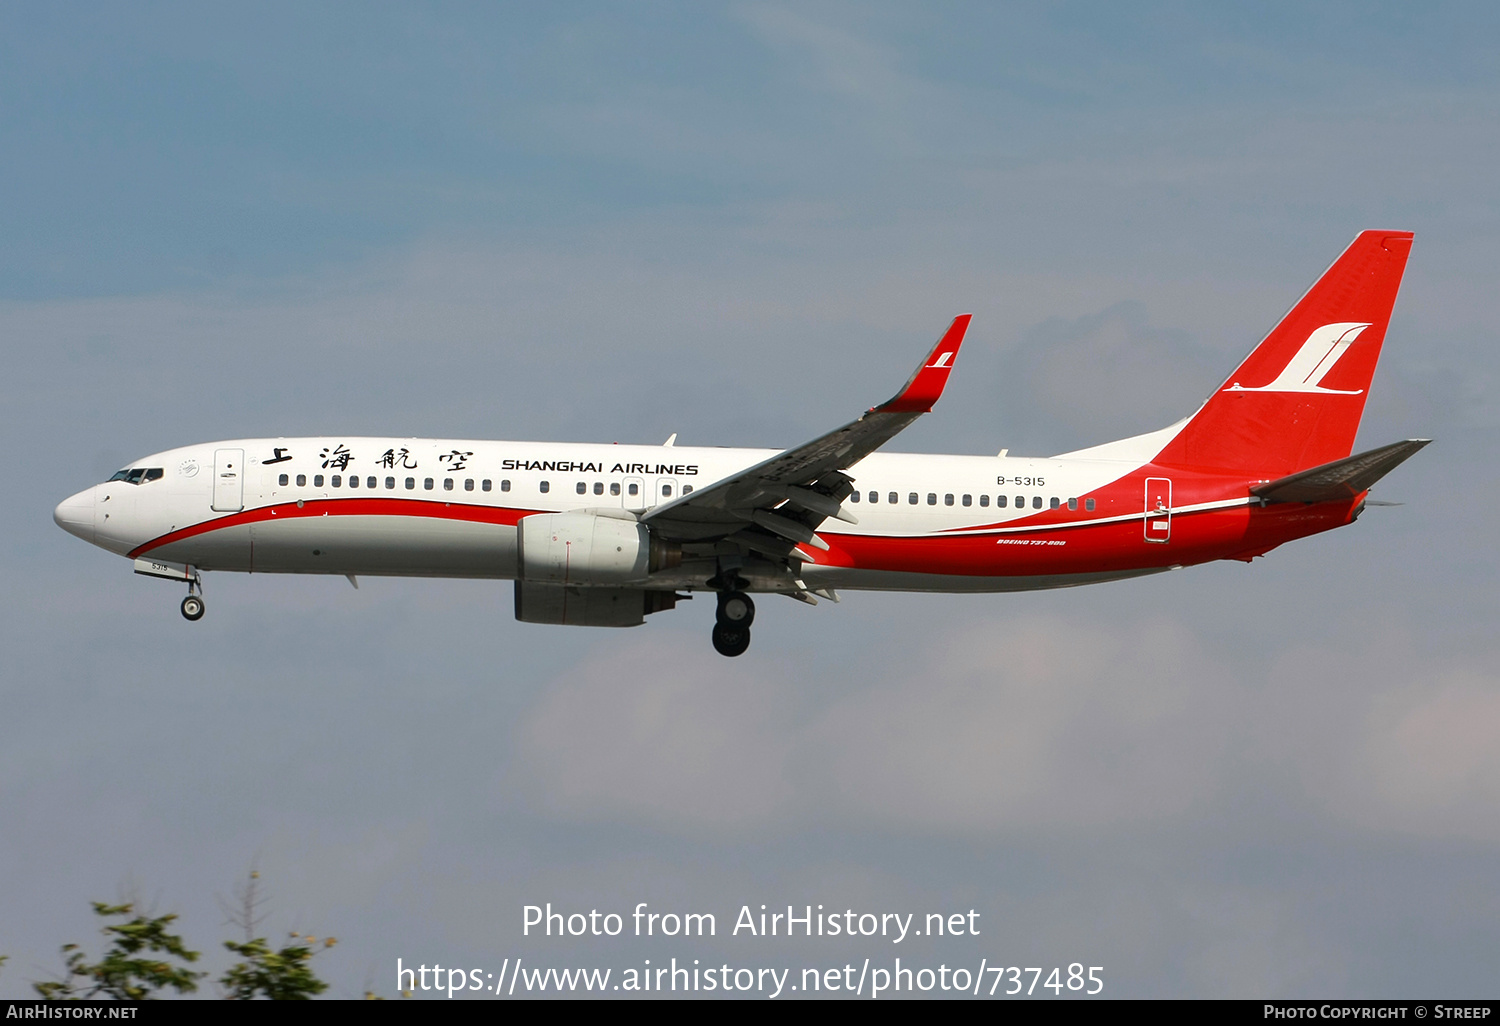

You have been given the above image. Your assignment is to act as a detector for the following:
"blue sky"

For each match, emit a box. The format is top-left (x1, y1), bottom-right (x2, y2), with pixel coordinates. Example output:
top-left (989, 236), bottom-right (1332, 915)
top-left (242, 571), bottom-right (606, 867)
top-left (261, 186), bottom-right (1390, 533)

top-left (3, 2), bottom-right (1498, 998)
top-left (6, 2), bottom-right (1497, 297)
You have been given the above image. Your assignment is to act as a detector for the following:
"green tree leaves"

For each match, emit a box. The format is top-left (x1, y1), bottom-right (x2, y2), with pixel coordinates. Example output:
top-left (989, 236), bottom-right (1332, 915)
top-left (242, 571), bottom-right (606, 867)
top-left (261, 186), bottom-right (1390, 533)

top-left (220, 935), bottom-right (333, 1000)
top-left (33, 875), bottom-right (336, 1000)
top-left (33, 903), bottom-right (202, 1000)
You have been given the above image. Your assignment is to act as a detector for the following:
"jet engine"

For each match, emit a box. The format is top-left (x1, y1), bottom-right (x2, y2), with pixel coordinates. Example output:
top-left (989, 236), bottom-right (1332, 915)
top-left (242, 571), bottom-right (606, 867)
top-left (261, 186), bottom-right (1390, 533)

top-left (516, 511), bottom-right (679, 585)
top-left (513, 581), bottom-right (678, 627)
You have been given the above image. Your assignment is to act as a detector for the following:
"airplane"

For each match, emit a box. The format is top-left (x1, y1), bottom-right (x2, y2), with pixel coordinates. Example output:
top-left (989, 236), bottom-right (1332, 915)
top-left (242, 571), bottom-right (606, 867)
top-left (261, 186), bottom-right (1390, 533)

top-left (54, 230), bottom-right (1427, 657)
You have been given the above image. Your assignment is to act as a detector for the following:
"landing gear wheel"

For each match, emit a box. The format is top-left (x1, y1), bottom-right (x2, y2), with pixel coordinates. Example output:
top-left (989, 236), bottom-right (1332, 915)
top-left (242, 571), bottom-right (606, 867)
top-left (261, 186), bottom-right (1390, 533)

top-left (711, 622), bottom-right (751, 657)
top-left (180, 595), bottom-right (205, 621)
top-left (716, 590), bottom-right (755, 628)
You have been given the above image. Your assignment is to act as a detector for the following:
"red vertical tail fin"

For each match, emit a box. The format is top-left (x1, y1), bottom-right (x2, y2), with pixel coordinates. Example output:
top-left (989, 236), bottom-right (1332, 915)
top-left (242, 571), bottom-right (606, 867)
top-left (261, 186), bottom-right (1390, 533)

top-left (1154, 231), bottom-right (1413, 476)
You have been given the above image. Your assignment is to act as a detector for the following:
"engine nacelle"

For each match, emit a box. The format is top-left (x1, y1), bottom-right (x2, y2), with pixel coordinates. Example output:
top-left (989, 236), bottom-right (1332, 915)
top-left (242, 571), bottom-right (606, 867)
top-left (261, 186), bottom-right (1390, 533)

top-left (514, 582), bottom-right (678, 627)
top-left (517, 511), bottom-right (675, 585)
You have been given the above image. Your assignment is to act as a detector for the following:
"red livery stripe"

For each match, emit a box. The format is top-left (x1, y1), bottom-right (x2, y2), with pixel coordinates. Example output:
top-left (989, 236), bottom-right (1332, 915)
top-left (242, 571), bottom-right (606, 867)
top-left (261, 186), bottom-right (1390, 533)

top-left (128, 497), bottom-right (539, 559)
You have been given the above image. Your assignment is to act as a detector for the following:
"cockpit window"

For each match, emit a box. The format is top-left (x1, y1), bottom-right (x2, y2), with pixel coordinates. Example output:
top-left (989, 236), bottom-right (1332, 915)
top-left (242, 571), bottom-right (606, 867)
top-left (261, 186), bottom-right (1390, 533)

top-left (107, 468), bottom-right (163, 485)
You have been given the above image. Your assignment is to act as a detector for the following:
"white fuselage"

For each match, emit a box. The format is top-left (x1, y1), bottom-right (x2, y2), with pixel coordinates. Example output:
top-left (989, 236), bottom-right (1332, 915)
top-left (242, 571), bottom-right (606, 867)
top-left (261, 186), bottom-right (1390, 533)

top-left (55, 435), bottom-right (1190, 594)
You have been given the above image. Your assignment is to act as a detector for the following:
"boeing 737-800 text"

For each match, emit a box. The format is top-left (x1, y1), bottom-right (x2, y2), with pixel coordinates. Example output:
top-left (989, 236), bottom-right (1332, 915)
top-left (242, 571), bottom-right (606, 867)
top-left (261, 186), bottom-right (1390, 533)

top-left (55, 231), bottom-right (1427, 656)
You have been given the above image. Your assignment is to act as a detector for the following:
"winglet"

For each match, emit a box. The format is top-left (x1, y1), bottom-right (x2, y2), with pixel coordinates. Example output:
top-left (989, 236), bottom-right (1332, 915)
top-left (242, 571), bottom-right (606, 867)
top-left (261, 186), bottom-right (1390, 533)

top-left (873, 314), bottom-right (972, 414)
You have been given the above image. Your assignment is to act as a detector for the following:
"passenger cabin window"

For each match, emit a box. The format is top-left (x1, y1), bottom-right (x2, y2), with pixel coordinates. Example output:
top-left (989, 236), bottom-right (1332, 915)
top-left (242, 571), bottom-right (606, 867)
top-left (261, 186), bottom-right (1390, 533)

top-left (501, 480), bottom-right (511, 492)
top-left (869, 491), bottom-right (879, 503)
top-left (610, 482), bottom-right (620, 496)
top-left (332, 475), bottom-right (342, 487)
top-left (386, 477), bottom-right (395, 489)
top-left (627, 483), bottom-right (638, 496)
top-left (367, 476), bottom-right (377, 489)
top-left (997, 495), bottom-right (1007, 507)
top-left (278, 474), bottom-right (289, 486)
top-left (576, 482), bottom-right (587, 494)
top-left (962, 494), bottom-right (971, 506)
top-left (944, 494), bottom-right (954, 506)
top-left (1050, 497), bottom-right (1060, 509)
top-left (444, 478), bottom-right (454, 491)
top-left (1068, 498), bottom-right (1078, 510)
top-left (540, 481), bottom-right (550, 493)
top-left (424, 478), bottom-right (434, 490)
top-left (889, 492), bottom-right (898, 505)
top-left (1015, 495), bottom-right (1024, 507)
top-left (683, 485), bottom-right (693, 494)
top-left (661, 484), bottom-right (673, 498)
top-left (908, 493), bottom-right (918, 505)
top-left (314, 475), bottom-right (324, 487)
top-left (464, 479), bottom-right (474, 491)
top-left (593, 482), bottom-right (604, 495)
top-left (349, 475), bottom-right (359, 488)
top-left (1032, 496), bottom-right (1043, 509)
top-left (296, 474), bottom-right (307, 487)
top-left (850, 491), bottom-right (860, 502)
top-left (482, 479), bottom-right (492, 492)
top-left (1086, 498), bottom-right (1096, 512)
top-left (927, 493), bottom-right (937, 505)
top-left (406, 477), bottom-right (415, 490)
top-left (979, 495), bottom-right (989, 507)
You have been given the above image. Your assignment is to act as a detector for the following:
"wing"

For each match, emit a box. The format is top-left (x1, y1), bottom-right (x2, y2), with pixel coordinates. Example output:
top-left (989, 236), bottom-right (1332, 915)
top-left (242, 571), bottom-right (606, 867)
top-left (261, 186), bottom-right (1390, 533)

top-left (644, 315), bottom-right (972, 567)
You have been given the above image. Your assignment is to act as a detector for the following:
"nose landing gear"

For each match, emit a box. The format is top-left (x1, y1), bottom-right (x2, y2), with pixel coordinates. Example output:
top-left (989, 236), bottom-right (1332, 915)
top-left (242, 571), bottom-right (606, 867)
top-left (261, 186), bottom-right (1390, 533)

top-left (133, 559), bottom-right (205, 622)
top-left (180, 572), bottom-right (205, 622)
top-left (711, 590), bottom-right (755, 657)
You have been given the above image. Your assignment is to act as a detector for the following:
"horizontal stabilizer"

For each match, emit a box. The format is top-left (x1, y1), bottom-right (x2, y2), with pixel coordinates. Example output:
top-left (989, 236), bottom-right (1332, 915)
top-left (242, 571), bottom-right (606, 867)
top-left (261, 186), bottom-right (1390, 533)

top-left (1251, 439), bottom-right (1430, 504)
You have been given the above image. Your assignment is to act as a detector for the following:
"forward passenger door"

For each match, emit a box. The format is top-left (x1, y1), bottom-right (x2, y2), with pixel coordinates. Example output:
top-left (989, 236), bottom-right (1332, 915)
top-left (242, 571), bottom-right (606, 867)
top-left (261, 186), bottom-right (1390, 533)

top-left (212, 448), bottom-right (245, 512)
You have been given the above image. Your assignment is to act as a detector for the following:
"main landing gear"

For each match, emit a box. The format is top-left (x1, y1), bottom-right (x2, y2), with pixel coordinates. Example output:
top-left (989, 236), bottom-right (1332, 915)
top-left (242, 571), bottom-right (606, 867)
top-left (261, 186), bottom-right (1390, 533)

top-left (711, 590), bottom-right (754, 657)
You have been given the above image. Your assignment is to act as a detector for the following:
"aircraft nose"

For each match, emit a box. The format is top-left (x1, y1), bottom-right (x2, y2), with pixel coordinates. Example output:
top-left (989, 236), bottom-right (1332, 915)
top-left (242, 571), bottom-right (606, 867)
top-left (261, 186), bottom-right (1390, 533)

top-left (53, 486), bottom-right (97, 543)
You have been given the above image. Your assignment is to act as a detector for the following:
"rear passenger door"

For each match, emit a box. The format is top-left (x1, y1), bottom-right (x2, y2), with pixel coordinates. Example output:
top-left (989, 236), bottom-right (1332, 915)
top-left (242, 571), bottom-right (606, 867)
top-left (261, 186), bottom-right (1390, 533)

top-left (1144, 477), bottom-right (1171, 543)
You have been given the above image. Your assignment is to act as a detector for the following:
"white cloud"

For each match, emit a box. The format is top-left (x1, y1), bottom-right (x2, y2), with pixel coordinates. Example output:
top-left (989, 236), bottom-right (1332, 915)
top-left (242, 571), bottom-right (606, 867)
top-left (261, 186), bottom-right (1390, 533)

top-left (734, 2), bottom-right (947, 142)
top-left (509, 612), bottom-right (1500, 852)
top-left (510, 616), bottom-right (1231, 835)
top-left (811, 617), bottom-right (1228, 830)
top-left (510, 640), bottom-right (800, 831)
top-left (1171, 884), bottom-right (1351, 996)
top-left (1336, 669), bottom-right (1500, 844)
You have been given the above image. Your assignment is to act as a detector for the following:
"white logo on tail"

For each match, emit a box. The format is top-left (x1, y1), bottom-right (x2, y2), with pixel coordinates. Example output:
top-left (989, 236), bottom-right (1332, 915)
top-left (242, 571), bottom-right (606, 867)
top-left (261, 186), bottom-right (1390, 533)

top-left (1225, 322), bottom-right (1371, 395)
top-left (926, 351), bottom-right (955, 369)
